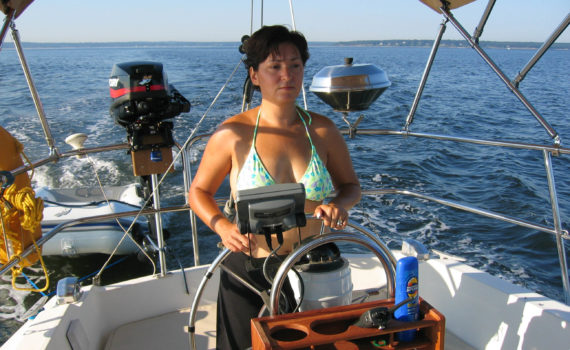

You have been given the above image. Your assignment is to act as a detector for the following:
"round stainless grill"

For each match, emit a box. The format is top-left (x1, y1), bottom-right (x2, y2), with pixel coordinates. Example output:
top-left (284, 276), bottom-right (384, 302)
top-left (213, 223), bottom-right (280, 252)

top-left (310, 57), bottom-right (391, 112)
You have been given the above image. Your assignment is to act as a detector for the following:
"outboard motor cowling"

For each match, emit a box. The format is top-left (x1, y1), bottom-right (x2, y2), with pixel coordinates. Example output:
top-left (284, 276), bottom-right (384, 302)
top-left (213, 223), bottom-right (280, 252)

top-left (109, 61), bottom-right (190, 176)
top-left (109, 61), bottom-right (189, 126)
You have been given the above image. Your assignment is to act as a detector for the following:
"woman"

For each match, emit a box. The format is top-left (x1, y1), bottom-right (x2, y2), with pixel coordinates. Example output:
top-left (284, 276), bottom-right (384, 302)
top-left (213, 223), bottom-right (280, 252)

top-left (188, 25), bottom-right (360, 349)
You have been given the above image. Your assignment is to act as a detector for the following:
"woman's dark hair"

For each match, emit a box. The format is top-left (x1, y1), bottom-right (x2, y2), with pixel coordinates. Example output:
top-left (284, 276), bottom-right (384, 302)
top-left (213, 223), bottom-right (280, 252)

top-left (243, 25), bottom-right (309, 71)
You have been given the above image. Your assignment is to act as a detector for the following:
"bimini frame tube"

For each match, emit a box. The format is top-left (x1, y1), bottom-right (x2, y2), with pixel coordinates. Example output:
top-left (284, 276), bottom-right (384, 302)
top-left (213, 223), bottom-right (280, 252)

top-left (439, 7), bottom-right (561, 146)
top-left (10, 22), bottom-right (59, 156)
top-left (0, 8), bottom-right (15, 51)
top-left (404, 18), bottom-right (447, 130)
top-left (472, 0), bottom-right (496, 43)
top-left (513, 13), bottom-right (570, 88)
top-left (544, 150), bottom-right (570, 304)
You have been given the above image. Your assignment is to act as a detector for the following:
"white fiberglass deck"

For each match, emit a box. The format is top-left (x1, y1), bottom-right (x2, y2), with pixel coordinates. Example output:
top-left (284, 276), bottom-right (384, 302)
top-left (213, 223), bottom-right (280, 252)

top-left (5, 252), bottom-right (569, 350)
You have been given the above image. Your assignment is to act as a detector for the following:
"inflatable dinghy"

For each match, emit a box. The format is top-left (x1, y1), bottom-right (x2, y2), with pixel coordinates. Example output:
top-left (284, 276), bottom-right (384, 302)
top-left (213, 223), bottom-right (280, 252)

top-left (37, 184), bottom-right (148, 257)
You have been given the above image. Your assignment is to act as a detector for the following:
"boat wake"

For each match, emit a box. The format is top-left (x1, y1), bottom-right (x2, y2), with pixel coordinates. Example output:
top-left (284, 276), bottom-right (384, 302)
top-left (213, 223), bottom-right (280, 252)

top-left (0, 266), bottom-right (45, 321)
top-left (31, 156), bottom-right (126, 190)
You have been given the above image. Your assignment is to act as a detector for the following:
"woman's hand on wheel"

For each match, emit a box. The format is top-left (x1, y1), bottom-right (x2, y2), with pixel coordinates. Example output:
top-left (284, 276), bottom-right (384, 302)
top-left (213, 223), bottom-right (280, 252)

top-left (314, 203), bottom-right (348, 229)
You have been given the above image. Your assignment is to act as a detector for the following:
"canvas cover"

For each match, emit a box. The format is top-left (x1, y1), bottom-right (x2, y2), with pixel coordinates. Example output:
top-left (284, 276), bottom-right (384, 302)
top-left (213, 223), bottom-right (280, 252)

top-left (1, 0), bottom-right (34, 18)
top-left (420, 0), bottom-right (477, 13)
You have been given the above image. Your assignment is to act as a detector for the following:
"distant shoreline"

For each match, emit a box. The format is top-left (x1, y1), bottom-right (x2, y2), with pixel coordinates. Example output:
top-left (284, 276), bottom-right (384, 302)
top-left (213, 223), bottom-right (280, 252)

top-left (1, 40), bottom-right (569, 50)
top-left (336, 39), bottom-right (570, 50)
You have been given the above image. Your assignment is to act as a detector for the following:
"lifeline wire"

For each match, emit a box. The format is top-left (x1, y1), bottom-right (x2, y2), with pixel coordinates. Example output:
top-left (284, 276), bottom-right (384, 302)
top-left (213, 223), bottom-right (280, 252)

top-left (86, 155), bottom-right (157, 275)
top-left (97, 0), bottom-right (308, 279)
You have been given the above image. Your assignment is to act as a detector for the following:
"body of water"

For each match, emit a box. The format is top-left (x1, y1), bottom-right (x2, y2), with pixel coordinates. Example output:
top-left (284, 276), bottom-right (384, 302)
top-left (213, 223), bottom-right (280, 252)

top-left (0, 42), bottom-right (568, 344)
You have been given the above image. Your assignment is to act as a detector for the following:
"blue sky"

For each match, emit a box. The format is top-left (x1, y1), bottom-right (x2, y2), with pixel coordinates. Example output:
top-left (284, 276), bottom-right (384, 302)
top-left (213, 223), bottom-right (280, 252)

top-left (6, 0), bottom-right (570, 43)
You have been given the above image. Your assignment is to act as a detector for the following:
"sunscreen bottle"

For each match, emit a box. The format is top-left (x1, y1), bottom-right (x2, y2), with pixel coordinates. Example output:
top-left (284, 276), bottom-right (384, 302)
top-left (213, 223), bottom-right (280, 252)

top-left (394, 256), bottom-right (419, 341)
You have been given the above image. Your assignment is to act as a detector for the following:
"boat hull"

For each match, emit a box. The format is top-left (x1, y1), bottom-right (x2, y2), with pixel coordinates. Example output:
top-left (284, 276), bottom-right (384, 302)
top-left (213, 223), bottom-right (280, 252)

top-left (3, 252), bottom-right (570, 350)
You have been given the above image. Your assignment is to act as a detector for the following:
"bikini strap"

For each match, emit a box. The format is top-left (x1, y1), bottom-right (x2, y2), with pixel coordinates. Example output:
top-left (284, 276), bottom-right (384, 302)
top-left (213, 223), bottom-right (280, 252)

top-left (257, 106), bottom-right (313, 145)
top-left (296, 105), bottom-right (312, 125)
top-left (252, 108), bottom-right (262, 144)
top-left (296, 107), bottom-right (315, 147)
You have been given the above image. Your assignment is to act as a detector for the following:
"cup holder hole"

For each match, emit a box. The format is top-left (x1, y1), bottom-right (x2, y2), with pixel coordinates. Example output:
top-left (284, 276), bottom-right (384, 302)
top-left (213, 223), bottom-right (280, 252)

top-left (310, 317), bottom-right (359, 335)
top-left (270, 326), bottom-right (308, 342)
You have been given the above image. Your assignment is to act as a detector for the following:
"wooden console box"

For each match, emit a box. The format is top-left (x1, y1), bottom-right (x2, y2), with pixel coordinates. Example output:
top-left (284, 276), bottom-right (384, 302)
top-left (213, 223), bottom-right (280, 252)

top-left (251, 298), bottom-right (444, 349)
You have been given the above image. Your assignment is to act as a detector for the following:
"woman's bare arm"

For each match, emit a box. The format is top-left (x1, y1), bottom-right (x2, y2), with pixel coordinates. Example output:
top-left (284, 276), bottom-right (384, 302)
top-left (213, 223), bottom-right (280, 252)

top-left (188, 125), bottom-right (254, 252)
top-left (312, 114), bottom-right (361, 228)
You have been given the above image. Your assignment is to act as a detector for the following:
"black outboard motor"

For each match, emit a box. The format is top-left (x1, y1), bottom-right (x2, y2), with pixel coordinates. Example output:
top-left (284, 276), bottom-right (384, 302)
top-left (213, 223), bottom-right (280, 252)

top-left (109, 61), bottom-right (190, 176)
top-left (109, 61), bottom-right (189, 127)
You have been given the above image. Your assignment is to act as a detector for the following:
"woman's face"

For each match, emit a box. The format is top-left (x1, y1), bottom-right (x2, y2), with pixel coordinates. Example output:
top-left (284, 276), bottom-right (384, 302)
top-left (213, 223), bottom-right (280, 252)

top-left (250, 42), bottom-right (304, 106)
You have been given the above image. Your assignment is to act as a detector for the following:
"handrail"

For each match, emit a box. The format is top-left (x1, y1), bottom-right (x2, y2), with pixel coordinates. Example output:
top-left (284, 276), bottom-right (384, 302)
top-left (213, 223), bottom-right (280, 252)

top-left (183, 127), bottom-right (569, 304)
top-left (8, 126), bottom-right (566, 297)
top-left (342, 129), bottom-right (570, 155)
top-left (10, 143), bottom-right (130, 177)
top-left (363, 186), bottom-right (569, 304)
top-left (13, 127), bottom-right (570, 182)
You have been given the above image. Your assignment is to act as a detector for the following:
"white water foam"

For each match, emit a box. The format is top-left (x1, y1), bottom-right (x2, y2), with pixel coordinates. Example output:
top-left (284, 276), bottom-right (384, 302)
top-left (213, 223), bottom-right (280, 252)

top-left (30, 156), bottom-right (124, 199)
top-left (0, 269), bottom-right (45, 321)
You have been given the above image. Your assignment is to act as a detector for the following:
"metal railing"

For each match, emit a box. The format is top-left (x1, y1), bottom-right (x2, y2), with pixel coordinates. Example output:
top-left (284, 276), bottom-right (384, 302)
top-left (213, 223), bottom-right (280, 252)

top-left (182, 128), bottom-right (570, 304)
top-left (0, 204), bottom-right (190, 276)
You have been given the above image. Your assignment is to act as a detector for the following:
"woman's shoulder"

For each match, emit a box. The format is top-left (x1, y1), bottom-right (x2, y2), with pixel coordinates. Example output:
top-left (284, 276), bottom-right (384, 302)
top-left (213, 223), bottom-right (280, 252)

top-left (304, 109), bottom-right (340, 134)
top-left (214, 109), bottom-right (257, 137)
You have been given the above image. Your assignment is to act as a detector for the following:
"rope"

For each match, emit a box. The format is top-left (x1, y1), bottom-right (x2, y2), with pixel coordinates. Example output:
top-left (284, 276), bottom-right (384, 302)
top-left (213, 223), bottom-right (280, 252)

top-left (3, 186), bottom-right (43, 233)
top-left (9, 225), bottom-right (49, 293)
top-left (21, 271), bottom-right (48, 297)
top-left (0, 146), bottom-right (49, 292)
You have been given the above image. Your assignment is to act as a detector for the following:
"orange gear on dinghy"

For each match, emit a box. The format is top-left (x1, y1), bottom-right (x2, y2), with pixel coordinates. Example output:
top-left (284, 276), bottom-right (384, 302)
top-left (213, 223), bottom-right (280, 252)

top-left (0, 126), bottom-right (48, 292)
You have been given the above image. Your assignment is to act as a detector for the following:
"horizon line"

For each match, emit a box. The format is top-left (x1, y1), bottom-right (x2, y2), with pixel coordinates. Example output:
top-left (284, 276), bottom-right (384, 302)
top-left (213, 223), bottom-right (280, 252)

top-left (3, 38), bottom-right (570, 45)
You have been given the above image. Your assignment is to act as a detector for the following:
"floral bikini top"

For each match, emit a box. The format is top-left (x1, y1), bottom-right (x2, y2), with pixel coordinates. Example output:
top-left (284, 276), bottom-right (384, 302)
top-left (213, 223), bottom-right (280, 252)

top-left (236, 107), bottom-right (334, 202)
